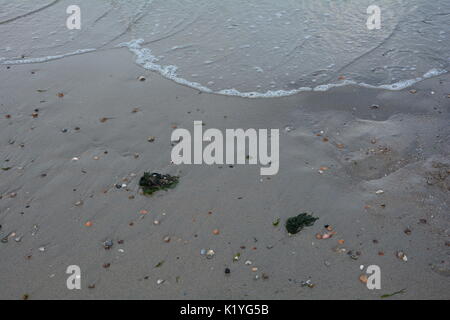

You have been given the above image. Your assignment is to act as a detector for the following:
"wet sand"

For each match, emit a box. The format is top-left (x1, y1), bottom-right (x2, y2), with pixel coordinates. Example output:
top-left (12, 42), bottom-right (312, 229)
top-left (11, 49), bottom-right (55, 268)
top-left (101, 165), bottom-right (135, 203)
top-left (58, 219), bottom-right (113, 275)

top-left (0, 48), bottom-right (449, 300)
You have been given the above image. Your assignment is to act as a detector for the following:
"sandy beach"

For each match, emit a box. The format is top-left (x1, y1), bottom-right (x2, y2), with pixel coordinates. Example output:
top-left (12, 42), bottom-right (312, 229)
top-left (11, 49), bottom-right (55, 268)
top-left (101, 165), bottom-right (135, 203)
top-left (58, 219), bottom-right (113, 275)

top-left (0, 47), bottom-right (449, 300)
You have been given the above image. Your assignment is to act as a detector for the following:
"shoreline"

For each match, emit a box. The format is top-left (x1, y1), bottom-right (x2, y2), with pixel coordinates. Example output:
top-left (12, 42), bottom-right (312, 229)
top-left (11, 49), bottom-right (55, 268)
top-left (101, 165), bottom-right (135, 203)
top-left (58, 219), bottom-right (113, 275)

top-left (2, 41), bottom-right (448, 99)
top-left (0, 48), bottom-right (449, 300)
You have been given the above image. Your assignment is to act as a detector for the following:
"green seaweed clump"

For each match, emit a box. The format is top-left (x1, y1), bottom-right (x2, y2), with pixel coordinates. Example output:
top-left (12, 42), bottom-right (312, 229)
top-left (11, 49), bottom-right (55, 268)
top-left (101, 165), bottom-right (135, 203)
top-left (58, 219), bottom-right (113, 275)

top-left (139, 172), bottom-right (179, 195)
top-left (285, 213), bottom-right (319, 234)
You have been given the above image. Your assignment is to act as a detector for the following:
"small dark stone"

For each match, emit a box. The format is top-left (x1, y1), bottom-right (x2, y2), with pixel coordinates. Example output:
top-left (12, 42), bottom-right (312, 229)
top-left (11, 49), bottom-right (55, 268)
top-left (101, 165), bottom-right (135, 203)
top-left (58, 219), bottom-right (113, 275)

top-left (103, 240), bottom-right (113, 250)
top-left (225, 268), bottom-right (231, 274)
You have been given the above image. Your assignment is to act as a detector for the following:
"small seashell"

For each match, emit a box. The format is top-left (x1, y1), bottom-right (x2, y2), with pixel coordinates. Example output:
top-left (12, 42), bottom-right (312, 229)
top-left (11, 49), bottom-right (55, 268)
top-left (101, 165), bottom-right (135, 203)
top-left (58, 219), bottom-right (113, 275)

top-left (156, 279), bottom-right (165, 285)
top-left (212, 229), bottom-right (220, 235)
top-left (359, 274), bottom-right (368, 284)
top-left (300, 279), bottom-right (315, 288)
top-left (206, 249), bottom-right (215, 259)
top-left (396, 251), bottom-right (408, 262)
top-left (375, 190), bottom-right (384, 195)
top-left (138, 76), bottom-right (146, 82)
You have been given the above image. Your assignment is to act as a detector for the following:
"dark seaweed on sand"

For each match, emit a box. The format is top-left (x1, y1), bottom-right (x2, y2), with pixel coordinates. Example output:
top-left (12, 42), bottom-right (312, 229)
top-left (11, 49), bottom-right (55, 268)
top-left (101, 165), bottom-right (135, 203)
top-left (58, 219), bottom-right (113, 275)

top-left (285, 213), bottom-right (319, 234)
top-left (139, 172), bottom-right (179, 195)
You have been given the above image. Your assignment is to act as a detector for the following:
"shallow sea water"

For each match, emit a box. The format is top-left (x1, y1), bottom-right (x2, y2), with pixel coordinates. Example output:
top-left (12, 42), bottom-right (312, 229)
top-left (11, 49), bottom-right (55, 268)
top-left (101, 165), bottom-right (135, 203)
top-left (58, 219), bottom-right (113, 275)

top-left (1, 0), bottom-right (449, 96)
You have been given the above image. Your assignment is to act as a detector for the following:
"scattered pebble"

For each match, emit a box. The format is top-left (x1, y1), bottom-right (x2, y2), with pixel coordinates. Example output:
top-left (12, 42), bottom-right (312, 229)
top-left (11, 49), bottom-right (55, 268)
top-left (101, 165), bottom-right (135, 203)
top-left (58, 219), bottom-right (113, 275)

top-left (206, 249), bottom-right (215, 259)
top-left (300, 279), bottom-right (315, 288)
top-left (359, 274), bottom-right (368, 284)
top-left (396, 251), bottom-right (408, 262)
top-left (103, 240), bottom-right (113, 250)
